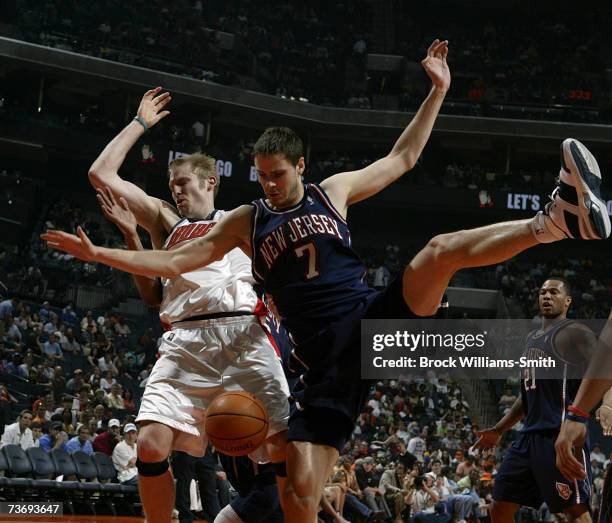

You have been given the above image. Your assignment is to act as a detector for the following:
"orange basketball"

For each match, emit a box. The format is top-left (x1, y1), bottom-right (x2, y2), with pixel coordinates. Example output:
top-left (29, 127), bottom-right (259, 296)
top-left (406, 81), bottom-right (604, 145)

top-left (205, 391), bottom-right (269, 456)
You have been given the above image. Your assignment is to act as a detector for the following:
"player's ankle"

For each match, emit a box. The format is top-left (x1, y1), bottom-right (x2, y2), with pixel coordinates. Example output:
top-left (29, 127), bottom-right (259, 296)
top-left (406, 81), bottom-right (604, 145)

top-left (531, 212), bottom-right (564, 243)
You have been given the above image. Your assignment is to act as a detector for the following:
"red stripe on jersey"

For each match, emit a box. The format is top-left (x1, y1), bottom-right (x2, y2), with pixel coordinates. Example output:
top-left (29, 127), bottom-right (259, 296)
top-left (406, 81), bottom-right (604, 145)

top-left (259, 322), bottom-right (281, 358)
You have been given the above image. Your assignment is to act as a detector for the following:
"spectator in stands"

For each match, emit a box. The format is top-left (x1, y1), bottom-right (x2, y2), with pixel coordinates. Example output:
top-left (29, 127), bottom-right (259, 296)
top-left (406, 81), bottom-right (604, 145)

top-left (65, 425), bottom-right (94, 455)
top-left (42, 333), bottom-right (63, 361)
top-left (66, 369), bottom-right (85, 393)
top-left (30, 421), bottom-right (43, 446)
top-left (0, 384), bottom-right (17, 434)
top-left (32, 403), bottom-right (48, 425)
top-left (100, 369), bottom-right (117, 392)
top-left (0, 409), bottom-right (35, 450)
top-left (106, 383), bottom-right (125, 410)
top-left (411, 475), bottom-right (449, 522)
top-left (4, 316), bottom-right (22, 344)
top-left (591, 444), bottom-right (606, 466)
top-left (455, 455), bottom-right (475, 477)
top-left (51, 366), bottom-right (66, 391)
top-left (380, 463), bottom-right (408, 522)
top-left (407, 428), bottom-right (426, 463)
top-left (93, 418), bottom-right (121, 456)
top-left (112, 423), bottom-right (138, 486)
top-left (38, 421), bottom-right (68, 452)
top-left (61, 408), bottom-right (75, 434)
top-left (0, 297), bottom-right (18, 320)
top-left (60, 303), bottom-right (78, 326)
top-left (356, 456), bottom-right (390, 517)
top-left (60, 328), bottom-right (81, 354)
top-left (122, 389), bottom-right (136, 413)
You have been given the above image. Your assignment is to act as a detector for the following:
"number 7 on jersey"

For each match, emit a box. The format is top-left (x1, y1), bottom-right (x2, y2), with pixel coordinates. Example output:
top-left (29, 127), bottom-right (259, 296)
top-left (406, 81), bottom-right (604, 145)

top-left (295, 242), bottom-right (320, 280)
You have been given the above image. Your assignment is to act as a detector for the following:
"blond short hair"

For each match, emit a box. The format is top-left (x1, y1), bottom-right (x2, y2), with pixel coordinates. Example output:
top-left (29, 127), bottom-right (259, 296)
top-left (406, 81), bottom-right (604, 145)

top-left (169, 153), bottom-right (219, 196)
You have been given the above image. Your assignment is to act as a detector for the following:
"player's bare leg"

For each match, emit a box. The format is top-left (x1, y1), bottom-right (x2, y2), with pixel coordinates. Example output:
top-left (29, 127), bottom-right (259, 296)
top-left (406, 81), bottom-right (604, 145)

top-left (137, 421), bottom-right (176, 523)
top-left (282, 441), bottom-right (339, 522)
top-left (404, 219), bottom-right (536, 315)
top-left (490, 500), bottom-right (519, 523)
top-left (403, 138), bottom-right (610, 316)
top-left (261, 429), bottom-right (289, 507)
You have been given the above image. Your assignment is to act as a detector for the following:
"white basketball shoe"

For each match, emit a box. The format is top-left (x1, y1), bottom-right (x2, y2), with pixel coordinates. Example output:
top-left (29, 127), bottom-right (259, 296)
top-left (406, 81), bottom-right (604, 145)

top-left (533, 138), bottom-right (611, 242)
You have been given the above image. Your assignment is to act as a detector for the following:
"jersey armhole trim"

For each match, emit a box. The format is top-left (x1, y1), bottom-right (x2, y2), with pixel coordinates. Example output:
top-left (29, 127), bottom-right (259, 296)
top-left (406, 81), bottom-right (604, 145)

top-left (311, 184), bottom-right (347, 225)
top-left (250, 202), bottom-right (265, 282)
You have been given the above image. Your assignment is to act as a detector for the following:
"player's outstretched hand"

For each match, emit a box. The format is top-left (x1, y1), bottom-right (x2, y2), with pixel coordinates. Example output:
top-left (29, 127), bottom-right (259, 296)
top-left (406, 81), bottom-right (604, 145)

top-left (41, 227), bottom-right (98, 262)
top-left (137, 87), bottom-right (171, 128)
top-left (554, 420), bottom-right (587, 481)
top-left (97, 186), bottom-right (137, 237)
top-left (421, 39), bottom-right (451, 93)
top-left (598, 387), bottom-right (612, 436)
top-left (473, 428), bottom-right (501, 450)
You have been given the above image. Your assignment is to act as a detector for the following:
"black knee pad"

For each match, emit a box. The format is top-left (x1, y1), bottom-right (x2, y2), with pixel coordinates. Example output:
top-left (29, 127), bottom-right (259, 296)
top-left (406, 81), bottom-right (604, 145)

top-left (136, 458), bottom-right (169, 477)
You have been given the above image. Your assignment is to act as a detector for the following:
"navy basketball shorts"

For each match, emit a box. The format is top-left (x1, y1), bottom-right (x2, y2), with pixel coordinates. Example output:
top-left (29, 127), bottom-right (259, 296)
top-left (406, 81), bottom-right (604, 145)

top-left (493, 430), bottom-right (591, 513)
top-left (288, 274), bottom-right (418, 451)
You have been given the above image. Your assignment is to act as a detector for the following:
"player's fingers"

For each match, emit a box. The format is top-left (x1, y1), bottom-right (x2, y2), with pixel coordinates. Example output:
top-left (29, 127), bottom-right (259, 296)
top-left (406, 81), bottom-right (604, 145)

top-left (119, 197), bottom-right (131, 211)
top-left (105, 186), bottom-right (118, 206)
top-left (157, 110), bottom-right (171, 121)
top-left (427, 39), bottom-right (440, 57)
top-left (95, 188), bottom-right (111, 208)
top-left (154, 92), bottom-right (171, 106)
top-left (157, 96), bottom-right (172, 110)
top-left (145, 86), bottom-right (162, 98)
top-left (96, 195), bottom-right (111, 215)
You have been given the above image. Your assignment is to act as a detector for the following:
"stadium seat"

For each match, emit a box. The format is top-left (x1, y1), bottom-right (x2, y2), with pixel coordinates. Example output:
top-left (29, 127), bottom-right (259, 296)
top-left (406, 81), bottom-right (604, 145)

top-left (2, 444), bottom-right (34, 490)
top-left (26, 447), bottom-right (61, 492)
top-left (50, 448), bottom-right (82, 491)
top-left (71, 451), bottom-right (102, 491)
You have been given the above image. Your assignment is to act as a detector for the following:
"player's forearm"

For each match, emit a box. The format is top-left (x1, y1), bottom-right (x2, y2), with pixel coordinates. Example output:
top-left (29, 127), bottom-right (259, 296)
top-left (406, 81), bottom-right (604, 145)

top-left (493, 396), bottom-right (524, 433)
top-left (94, 246), bottom-right (182, 279)
top-left (388, 85), bottom-right (447, 171)
top-left (122, 232), bottom-right (162, 307)
top-left (88, 121), bottom-right (144, 184)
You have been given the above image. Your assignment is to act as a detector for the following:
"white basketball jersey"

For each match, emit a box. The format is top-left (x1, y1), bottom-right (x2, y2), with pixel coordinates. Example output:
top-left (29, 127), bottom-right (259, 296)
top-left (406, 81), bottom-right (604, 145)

top-left (159, 210), bottom-right (258, 324)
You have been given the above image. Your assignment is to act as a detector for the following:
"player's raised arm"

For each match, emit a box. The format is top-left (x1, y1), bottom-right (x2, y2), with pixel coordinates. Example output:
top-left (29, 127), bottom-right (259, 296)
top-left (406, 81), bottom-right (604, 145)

top-left (42, 205), bottom-right (253, 279)
top-left (88, 87), bottom-right (176, 233)
top-left (97, 187), bottom-right (162, 307)
top-left (320, 39), bottom-right (450, 216)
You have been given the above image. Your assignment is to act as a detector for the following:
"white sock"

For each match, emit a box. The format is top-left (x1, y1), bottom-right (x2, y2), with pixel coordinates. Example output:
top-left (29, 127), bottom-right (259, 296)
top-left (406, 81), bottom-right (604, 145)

top-left (531, 211), bottom-right (566, 243)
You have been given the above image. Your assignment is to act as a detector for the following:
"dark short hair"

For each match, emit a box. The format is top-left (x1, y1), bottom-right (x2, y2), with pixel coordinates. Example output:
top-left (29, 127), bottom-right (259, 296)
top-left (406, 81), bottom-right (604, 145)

top-left (252, 127), bottom-right (304, 166)
top-left (30, 422), bottom-right (42, 430)
top-left (19, 409), bottom-right (33, 419)
top-left (542, 276), bottom-right (572, 297)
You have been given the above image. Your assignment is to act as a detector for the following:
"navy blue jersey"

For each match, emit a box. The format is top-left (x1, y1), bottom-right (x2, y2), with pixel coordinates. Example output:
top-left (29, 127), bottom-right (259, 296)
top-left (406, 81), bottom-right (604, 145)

top-left (251, 183), bottom-right (375, 341)
top-left (520, 319), bottom-right (585, 432)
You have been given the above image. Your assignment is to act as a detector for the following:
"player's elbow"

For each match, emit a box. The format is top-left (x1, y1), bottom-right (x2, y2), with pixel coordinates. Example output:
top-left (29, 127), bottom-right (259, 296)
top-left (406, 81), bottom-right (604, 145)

top-left (87, 168), bottom-right (103, 188)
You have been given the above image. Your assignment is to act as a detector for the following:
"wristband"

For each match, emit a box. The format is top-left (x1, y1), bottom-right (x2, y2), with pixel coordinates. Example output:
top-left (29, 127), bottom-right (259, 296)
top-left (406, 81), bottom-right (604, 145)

top-left (567, 405), bottom-right (589, 418)
top-left (565, 413), bottom-right (588, 424)
top-left (133, 115), bottom-right (148, 131)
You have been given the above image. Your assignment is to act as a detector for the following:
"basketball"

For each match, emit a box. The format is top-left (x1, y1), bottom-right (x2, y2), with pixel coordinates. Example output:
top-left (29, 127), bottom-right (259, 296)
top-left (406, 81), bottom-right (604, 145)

top-left (205, 391), bottom-right (269, 456)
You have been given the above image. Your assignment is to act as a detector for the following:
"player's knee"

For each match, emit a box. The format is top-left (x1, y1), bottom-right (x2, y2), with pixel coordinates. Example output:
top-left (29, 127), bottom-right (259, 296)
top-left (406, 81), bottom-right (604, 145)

top-left (425, 232), bottom-right (462, 268)
top-left (137, 433), bottom-right (170, 463)
top-left (282, 489), bottom-right (319, 519)
top-left (264, 431), bottom-right (288, 463)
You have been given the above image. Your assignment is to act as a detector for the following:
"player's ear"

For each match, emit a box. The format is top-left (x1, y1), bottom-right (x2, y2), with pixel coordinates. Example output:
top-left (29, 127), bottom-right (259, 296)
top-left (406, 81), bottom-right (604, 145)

top-left (207, 175), bottom-right (217, 191)
top-left (296, 157), bottom-right (305, 177)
